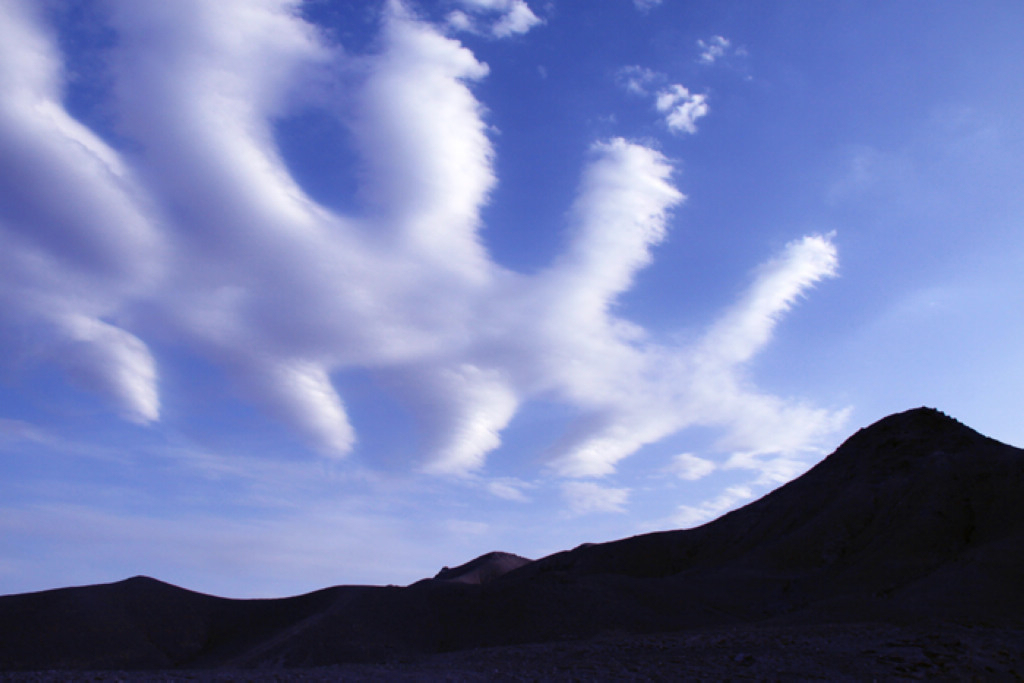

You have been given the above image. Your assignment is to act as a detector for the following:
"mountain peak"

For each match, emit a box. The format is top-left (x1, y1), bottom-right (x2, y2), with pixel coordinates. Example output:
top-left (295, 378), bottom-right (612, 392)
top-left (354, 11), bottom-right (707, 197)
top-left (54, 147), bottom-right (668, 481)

top-left (854, 406), bottom-right (973, 437)
top-left (432, 551), bottom-right (533, 585)
top-left (815, 406), bottom-right (995, 479)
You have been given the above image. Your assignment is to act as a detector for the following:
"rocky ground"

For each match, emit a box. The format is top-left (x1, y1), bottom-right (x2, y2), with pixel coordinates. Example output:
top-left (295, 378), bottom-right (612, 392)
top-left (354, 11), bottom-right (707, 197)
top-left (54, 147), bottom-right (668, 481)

top-left (4, 622), bottom-right (1023, 681)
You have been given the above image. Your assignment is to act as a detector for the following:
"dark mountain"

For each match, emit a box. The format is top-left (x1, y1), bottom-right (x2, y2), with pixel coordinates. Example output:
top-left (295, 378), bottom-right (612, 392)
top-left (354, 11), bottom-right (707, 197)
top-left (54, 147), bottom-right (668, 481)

top-left (527, 406), bottom-right (1024, 587)
top-left (431, 551), bottom-right (533, 585)
top-left (2, 407), bottom-right (1023, 673)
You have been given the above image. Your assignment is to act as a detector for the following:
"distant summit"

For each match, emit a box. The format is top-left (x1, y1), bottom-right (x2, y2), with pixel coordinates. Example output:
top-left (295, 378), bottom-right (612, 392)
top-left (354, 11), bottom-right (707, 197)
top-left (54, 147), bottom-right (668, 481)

top-left (432, 551), bottom-right (533, 585)
top-left (2, 407), bottom-right (1023, 673)
top-left (822, 406), bottom-right (999, 474)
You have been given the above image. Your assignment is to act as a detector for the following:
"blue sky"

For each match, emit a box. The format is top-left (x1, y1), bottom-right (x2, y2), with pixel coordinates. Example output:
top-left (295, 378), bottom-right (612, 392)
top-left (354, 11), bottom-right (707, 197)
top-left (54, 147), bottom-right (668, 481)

top-left (1, 0), bottom-right (1022, 598)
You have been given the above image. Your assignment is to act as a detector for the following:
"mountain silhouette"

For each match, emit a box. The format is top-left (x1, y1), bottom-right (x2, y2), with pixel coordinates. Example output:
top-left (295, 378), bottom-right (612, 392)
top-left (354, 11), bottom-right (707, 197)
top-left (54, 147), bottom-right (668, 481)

top-left (431, 551), bottom-right (533, 585)
top-left (2, 407), bottom-right (1023, 674)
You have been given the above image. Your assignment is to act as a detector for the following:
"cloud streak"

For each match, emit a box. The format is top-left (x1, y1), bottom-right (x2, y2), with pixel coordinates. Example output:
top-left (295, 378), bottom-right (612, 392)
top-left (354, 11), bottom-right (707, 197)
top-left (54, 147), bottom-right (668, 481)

top-left (0, 0), bottom-right (163, 421)
top-left (0, 0), bottom-right (844, 491)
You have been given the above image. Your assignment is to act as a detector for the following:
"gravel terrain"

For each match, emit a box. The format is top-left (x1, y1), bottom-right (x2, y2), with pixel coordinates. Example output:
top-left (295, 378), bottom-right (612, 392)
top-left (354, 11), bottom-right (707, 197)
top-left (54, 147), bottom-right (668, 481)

top-left (4, 622), bottom-right (1023, 681)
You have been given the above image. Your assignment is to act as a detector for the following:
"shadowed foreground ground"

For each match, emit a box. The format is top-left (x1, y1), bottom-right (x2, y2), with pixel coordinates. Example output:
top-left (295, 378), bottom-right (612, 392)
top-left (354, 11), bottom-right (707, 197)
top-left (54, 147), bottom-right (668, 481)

top-left (4, 622), bottom-right (1023, 681)
top-left (2, 408), bottom-right (1023, 679)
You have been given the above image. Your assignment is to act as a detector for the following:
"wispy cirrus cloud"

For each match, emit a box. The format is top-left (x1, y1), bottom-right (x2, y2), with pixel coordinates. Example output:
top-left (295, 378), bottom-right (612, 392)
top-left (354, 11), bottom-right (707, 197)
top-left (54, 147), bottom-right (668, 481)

top-left (0, 0), bottom-right (844, 507)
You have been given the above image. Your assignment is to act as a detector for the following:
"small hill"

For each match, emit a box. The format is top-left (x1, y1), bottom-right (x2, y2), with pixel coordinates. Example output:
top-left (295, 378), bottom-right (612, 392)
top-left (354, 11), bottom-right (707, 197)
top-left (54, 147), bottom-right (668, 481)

top-left (432, 551), bottom-right (533, 585)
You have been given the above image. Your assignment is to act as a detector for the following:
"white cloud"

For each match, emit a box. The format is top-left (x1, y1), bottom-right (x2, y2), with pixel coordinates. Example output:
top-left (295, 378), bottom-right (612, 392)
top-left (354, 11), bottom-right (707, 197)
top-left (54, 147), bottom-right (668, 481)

top-left (562, 481), bottom-right (630, 515)
top-left (656, 84), bottom-right (709, 134)
top-left (447, 10), bottom-right (474, 33)
top-left (354, 3), bottom-right (494, 277)
top-left (547, 233), bottom-right (841, 478)
top-left (237, 358), bottom-right (356, 457)
top-left (407, 364), bottom-right (519, 476)
top-left (672, 484), bottom-right (752, 528)
top-left (0, 0), bottom-right (163, 425)
top-left (697, 234), bottom-right (839, 366)
top-left (448, 0), bottom-right (542, 38)
top-left (0, 0), bottom-right (845, 493)
top-left (492, 2), bottom-right (542, 37)
top-left (617, 69), bottom-right (710, 137)
top-left (697, 35), bottom-right (731, 64)
top-left (547, 138), bottom-right (683, 330)
top-left (668, 453), bottom-right (717, 481)
top-left (54, 314), bottom-right (160, 424)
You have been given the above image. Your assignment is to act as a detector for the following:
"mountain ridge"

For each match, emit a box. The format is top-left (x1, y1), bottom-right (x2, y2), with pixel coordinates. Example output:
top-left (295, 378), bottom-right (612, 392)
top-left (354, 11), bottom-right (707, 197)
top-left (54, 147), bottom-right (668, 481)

top-left (2, 406), bottom-right (1023, 672)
